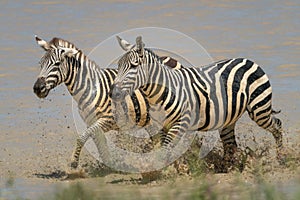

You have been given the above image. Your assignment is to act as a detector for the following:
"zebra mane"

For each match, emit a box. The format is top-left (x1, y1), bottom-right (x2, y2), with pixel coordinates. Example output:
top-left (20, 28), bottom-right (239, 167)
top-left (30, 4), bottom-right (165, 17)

top-left (145, 48), bottom-right (163, 65)
top-left (48, 37), bottom-right (102, 70)
top-left (48, 37), bottom-right (80, 50)
top-left (144, 48), bottom-right (184, 70)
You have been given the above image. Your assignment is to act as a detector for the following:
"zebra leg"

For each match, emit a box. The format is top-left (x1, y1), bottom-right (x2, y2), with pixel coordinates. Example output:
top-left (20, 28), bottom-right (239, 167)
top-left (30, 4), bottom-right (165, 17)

top-left (248, 108), bottom-right (283, 161)
top-left (219, 123), bottom-right (246, 172)
top-left (140, 127), bottom-right (165, 181)
top-left (265, 117), bottom-right (283, 150)
top-left (161, 125), bottom-right (188, 149)
top-left (70, 136), bottom-right (87, 169)
top-left (143, 125), bottom-right (161, 152)
top-left (70, 119), bottom-right (111, 169)
top-left (220, 123), bottom-right (238, 157)
top-left (161, 122), bottom-right (192, 175)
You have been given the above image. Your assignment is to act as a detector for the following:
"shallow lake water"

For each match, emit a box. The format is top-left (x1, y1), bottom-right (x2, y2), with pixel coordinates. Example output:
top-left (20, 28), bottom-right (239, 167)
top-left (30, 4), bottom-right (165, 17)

top-left (0, 0), bottom-right (299, 199)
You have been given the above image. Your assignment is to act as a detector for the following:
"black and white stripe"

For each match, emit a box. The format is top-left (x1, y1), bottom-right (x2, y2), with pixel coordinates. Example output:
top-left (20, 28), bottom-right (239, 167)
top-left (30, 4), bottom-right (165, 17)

top-left (112, 36), bottom-right (283, 166)
top-left (33, 36), bottom-right (183, 168)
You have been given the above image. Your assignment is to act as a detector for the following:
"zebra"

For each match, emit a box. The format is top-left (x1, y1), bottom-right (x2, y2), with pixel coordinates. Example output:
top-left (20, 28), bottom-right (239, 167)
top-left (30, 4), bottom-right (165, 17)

top-left (110, 36), bottom-right (284, 171)
top-left (33, 36), bottom-right (183, 169)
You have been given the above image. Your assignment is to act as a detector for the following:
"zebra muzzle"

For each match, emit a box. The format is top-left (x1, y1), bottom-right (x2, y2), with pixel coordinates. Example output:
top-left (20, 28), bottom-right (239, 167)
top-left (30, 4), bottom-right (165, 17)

top-left (110, 83), bottom-right (126, 101)
top-left (33, 77), bottom-right (49, 98)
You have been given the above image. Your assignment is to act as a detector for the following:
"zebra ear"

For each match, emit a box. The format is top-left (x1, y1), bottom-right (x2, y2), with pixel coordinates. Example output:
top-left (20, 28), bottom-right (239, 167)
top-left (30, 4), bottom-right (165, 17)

top-left (116, 35), bottom-right (134, 51)
top-left (35, 35), bottom-right (50, 51)
top-left (60, 47), bottom-right (78, 57)
top-left (136, 36), bottom-right (145, 57)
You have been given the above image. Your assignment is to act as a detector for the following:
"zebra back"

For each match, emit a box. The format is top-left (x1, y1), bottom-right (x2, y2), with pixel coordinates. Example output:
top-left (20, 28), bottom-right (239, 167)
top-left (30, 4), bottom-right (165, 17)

top-left (113, 36), bottom-right (276, 132)
top-left (35, 37), bottom-right (184, 130)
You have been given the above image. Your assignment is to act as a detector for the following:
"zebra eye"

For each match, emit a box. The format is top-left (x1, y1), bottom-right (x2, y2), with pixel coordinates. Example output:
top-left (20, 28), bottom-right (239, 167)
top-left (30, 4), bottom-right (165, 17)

top-left (130, 62), bottom-right (139, 68)
top-left (54, 61), bottom-right (61, 66)
top-left (130, 59), bottom-right (140, 68)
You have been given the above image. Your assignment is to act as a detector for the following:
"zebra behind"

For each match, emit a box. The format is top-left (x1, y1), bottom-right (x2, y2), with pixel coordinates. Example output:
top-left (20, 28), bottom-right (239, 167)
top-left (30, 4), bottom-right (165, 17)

top-left (33, 36), bottom-right (183, 169)
top-left (111, 36), bottom-right (284, 170)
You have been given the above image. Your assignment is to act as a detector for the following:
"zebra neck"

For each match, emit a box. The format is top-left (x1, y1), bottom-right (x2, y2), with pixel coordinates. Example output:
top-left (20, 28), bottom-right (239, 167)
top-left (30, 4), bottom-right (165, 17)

top-left (140, 60), bottom-right (183, 104)
top-left (147, 50), bottom-right (182, 83)
top-left (64, 52), bottom-right (102, 103)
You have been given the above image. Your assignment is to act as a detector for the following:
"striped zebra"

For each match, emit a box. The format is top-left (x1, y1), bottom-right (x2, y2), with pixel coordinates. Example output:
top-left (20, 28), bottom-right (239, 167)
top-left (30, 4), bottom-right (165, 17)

top-left (111, 36), bottom-right (284, 170)
top-left (33, 36), bottom-right (183, 169)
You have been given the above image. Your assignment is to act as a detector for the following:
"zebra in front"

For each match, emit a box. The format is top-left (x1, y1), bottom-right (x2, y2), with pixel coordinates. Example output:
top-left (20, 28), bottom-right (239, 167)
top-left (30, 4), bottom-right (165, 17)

top-left (33, 36), bottom-right (183, 169)
top-left (111, 36), bottom-right (284, 171)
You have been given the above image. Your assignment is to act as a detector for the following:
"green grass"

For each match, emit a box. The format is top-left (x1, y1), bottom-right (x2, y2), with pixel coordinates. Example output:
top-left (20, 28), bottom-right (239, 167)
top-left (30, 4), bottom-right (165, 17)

top-left (39, 181), bottom-right (297, 200)
top-left (36, 174), bottom-right (300, 200)
top-left (39, 183), bottom-right (95, 200)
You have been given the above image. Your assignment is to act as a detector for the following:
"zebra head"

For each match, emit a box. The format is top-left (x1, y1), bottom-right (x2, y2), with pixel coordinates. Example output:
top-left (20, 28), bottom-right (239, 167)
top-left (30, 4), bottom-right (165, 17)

top-left (33, 35), bottom-right (78, 98)
top-left (111, 36), bottom-right (149, 101)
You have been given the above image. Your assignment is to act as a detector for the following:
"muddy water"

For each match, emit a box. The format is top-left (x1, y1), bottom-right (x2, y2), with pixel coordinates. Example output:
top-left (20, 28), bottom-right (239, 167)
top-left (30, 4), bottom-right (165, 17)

top-left (0, 0), bottom-right (299, 199)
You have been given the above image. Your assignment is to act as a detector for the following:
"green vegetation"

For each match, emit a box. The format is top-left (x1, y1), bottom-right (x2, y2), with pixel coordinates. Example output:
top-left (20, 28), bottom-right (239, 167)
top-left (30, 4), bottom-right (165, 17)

top-left (39, 183), bottom-right (95, 200)
top-left (36, 176), bottom-right (300, 200)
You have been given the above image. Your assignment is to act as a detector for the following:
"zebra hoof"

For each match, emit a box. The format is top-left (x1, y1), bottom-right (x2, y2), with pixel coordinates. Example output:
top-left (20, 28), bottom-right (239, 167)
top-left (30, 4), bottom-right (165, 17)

top-left (234, 150), bottom-right (247, 172)
top-left (222, 148), bottom-right (247, 173)
top-left (276, 151), bottom-right (287, 165)
top-left (65, 168), bottom-right (87, 180)
top-left (276, 146), bottom-right (294, 166)
top-left (174, 158), bottom-right (190, 176)
top-left (141, 170), bottom-right (162, 182)
top-left (70, 161), bottom-right (79, 169)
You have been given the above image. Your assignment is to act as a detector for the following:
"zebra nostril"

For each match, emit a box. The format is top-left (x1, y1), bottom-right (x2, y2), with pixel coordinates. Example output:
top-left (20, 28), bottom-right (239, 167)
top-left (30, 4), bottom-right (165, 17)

top-left (115, 91), bottom-right (121, 98)
top-left (40, 85), bottom-right (46, 92)
top-left (33, 77), bottom-right (46, 94)
top-left (114, 89), bottom-right (121, 99)
top-left (110, 86), bottom-right (125, 101)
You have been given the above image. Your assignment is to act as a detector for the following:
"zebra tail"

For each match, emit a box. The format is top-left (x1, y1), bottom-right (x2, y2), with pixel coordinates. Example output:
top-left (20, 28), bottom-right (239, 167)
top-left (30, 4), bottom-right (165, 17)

top-left (272, 109), bottom-right (281, 115)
